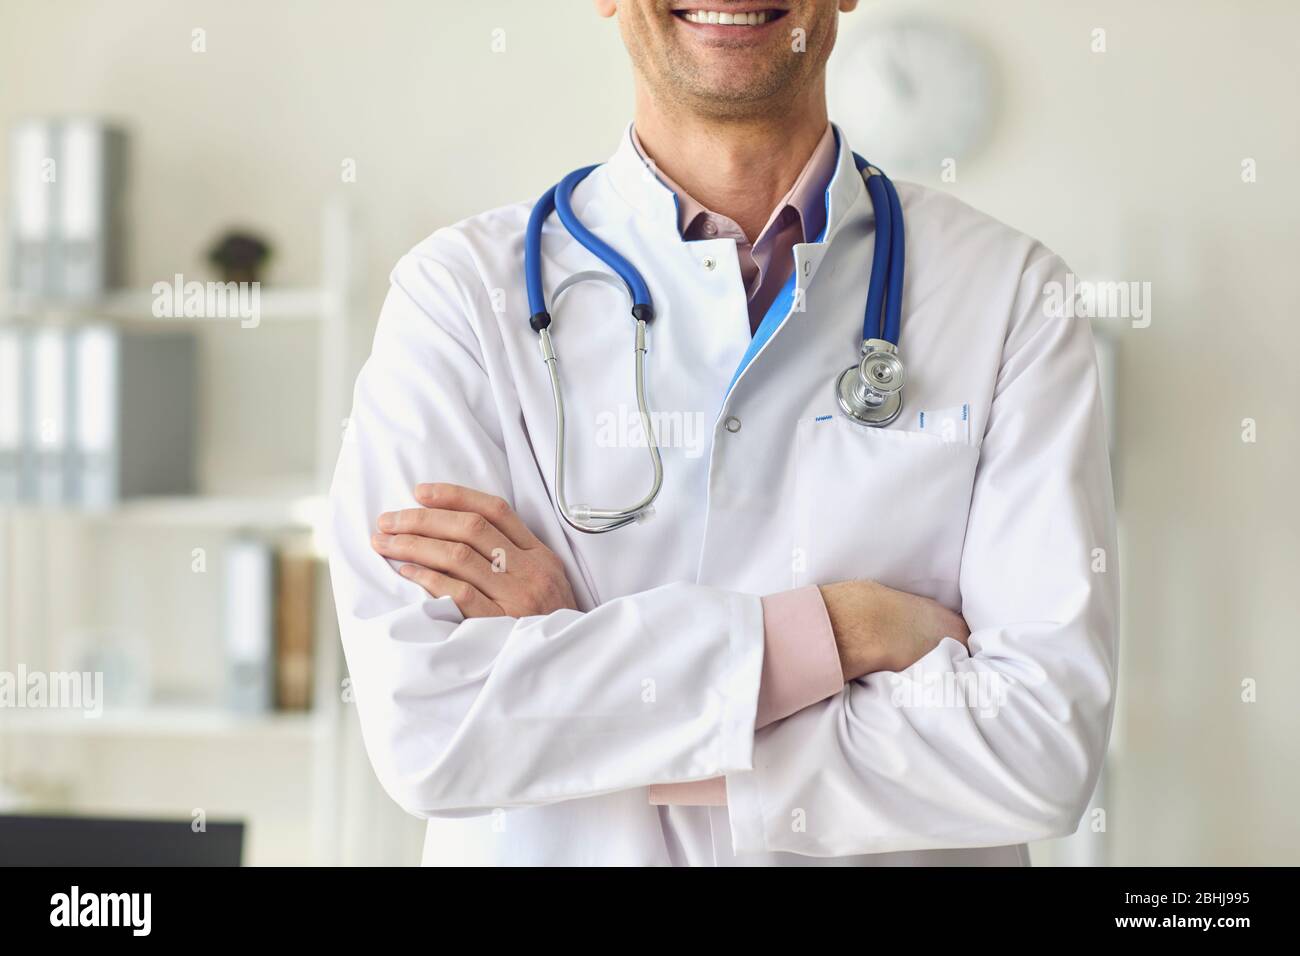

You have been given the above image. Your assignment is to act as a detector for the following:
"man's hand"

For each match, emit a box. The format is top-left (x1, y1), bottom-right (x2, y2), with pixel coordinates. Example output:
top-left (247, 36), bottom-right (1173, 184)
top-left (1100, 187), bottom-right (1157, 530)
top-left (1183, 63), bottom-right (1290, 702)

top-left (370, 482), bottom-right (578, 619)
top-left (820, 579), bottom-right (970, 680)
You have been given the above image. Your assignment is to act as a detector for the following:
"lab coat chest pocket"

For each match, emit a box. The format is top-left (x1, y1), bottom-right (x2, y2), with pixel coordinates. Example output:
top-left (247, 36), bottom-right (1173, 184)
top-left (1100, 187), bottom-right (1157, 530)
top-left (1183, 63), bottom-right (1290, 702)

top-left (792, 417), bottom-right (981, 607)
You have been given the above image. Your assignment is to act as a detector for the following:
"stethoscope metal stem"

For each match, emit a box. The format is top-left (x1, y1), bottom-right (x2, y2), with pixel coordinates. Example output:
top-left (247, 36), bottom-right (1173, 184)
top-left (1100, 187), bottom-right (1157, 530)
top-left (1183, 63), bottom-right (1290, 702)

top-left (540, 313), bottom-right (664, 534)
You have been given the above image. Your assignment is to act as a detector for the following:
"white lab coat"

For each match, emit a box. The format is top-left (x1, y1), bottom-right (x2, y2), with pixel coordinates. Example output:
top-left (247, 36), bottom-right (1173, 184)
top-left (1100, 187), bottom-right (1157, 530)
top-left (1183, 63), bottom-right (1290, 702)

top-left (327, 125), bottom-right (1118, 866)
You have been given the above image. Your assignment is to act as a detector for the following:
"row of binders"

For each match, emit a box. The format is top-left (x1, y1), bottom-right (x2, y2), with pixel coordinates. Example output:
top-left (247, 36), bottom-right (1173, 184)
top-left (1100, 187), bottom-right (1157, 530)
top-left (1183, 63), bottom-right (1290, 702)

top-left (0, 323), bottom-right (196, 507)
top-left (226, 540), bottom-right (318, 713)
top-left (8, 118), bottom-right (125, 301)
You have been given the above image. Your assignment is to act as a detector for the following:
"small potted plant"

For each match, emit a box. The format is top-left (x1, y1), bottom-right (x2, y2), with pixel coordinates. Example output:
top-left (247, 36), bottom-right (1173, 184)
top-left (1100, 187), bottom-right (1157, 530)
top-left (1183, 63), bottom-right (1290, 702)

top-left (207, 231), bottom-right (271, 284)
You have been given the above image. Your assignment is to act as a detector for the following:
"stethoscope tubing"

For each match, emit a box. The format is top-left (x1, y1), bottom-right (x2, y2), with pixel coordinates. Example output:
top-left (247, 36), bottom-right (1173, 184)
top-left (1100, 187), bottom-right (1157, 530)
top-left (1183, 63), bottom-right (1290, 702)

top-left (523, 149), bottom-right (904, 532)
top-left (853, 153), bottom-right (905, 344)
top-left (555, 167), bottom-right (654, 312)
top-left (882, 167), bottom-right (906, 345)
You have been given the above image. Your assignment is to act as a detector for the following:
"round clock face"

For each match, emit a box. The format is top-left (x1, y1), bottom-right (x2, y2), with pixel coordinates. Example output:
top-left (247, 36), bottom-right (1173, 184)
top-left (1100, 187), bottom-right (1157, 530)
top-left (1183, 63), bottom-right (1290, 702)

top-left (828, 18), bottom-right (995, 175)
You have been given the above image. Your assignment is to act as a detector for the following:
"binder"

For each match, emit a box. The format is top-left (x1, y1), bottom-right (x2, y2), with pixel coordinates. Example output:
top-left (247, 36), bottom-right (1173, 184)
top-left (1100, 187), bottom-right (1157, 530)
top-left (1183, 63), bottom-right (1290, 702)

top-left (26, 325), bottom-right (70, 505)
top-left (70, 325), bottom-right (196, 509)
top-left (224, 538), bottom-right (275, 713)
top-left (6, 118), bottom-right (126, 302)
top-left (7, 119), bottom-right (54, 298)
top-left (55, 119), bottom-right (127, 301)
top-left (71, 324), bottom-right (120, 507)
top-left (0, 326), bottom-right (22, 502)
top-left (273, 549), bottom-right (317, 712)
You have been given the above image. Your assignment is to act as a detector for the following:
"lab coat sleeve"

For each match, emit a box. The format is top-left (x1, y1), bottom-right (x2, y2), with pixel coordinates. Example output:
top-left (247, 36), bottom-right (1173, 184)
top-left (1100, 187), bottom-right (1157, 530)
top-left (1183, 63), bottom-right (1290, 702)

top-left (724, 253), bottom-right (1119, 855)
top-left (327, 244), bottom-right (765, 818)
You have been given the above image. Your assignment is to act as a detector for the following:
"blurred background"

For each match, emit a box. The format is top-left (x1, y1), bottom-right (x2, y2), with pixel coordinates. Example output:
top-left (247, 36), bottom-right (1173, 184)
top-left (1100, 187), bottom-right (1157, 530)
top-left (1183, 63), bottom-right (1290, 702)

top-left (0, 0), bottom-right (1296, 865)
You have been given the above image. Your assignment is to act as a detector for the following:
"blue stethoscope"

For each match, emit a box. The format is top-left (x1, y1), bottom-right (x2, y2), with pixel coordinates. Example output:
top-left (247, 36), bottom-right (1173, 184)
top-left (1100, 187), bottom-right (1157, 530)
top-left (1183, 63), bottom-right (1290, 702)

top-left (525, 153), bottom-right (906, 534)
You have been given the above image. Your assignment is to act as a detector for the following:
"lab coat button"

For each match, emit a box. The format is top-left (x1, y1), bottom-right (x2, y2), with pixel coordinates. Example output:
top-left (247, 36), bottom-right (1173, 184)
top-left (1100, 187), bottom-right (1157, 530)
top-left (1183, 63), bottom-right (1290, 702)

top-left (702, 255), bottom-right (717, 271)
top-left (724, 416), bottom-right (741, 433)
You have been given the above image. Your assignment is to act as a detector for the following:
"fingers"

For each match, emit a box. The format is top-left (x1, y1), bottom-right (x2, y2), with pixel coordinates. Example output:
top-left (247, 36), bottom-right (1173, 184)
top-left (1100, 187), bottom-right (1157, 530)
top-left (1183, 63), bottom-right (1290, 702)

top-left (371, 531), bottom-right (499, 593)
top-left (396, 564), bottom-right (503, 618)
top-left (378, 505), bottom-right (513, 564)
top-left (921, 595), bottom-right (970, 645)
top-left (412, 483), bottom-right (542, 550)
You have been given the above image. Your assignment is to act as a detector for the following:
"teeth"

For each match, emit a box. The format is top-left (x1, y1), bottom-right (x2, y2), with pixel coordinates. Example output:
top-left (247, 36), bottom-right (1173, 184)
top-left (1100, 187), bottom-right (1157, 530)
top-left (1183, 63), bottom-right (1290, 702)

top-left (682, 10), bottom-right (772, 26)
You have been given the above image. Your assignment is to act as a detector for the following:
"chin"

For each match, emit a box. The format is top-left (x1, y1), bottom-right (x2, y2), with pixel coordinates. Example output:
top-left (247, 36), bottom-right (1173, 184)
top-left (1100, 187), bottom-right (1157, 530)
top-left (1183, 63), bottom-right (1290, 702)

top-left (677, 68), bottom-right (791, 115)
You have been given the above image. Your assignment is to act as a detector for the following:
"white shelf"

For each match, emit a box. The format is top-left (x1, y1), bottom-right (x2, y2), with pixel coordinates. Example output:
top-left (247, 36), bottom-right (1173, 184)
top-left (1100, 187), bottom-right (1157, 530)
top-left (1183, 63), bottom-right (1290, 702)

top-left (7, 493), bottom-right (327, 534)
top-left (0, 287), bottom-right (332, 325)
top-left (94, 492), bottom-right (325, 530)
top-left (0, 704), bottom-right (326, 740)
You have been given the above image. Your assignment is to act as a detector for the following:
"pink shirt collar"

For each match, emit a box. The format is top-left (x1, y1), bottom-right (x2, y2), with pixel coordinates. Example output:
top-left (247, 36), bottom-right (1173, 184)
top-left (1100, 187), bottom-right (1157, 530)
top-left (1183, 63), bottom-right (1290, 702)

top-left (629, 125), bottom-right (839, 331)
top-left (630, 124), bottom-right (838, 245)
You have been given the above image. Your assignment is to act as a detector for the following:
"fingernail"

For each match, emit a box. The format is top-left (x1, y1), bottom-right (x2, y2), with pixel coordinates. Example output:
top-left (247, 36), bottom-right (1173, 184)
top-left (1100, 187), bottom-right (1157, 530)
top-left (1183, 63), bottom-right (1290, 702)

top-left (377, 512), bottom-right (395, 531)
top-left (398, 564), bottom-right (416, 576)
top-left (371, 533), bottom-right (392, 548)
top-left (414, 483), bottom-right (433, 499)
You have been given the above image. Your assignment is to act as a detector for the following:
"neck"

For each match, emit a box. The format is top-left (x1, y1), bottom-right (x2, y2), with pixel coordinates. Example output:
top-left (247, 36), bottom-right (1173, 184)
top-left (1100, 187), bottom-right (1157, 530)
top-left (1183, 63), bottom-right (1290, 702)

top-left (633, 85), bottom-right (830, 242)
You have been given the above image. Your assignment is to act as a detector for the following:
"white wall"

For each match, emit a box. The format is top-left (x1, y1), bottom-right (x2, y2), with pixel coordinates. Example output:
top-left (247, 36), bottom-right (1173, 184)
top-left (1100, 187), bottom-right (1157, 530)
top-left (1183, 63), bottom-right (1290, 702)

top-left (2, 0), bottom-right (1297, 864)
top-left (881, 0), bottom-right (1300, 866)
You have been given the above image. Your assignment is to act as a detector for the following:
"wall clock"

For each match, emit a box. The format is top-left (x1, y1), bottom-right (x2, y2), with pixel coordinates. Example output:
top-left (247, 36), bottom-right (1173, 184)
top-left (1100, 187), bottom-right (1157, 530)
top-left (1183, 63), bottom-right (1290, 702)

top-left (829, 18), bottom-right (996, 174)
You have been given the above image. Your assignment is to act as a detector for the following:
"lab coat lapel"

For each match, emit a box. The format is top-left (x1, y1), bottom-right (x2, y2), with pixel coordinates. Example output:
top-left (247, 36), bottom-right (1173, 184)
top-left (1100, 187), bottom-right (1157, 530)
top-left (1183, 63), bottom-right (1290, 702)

top-left (722, 126), bottom-right (870, 403)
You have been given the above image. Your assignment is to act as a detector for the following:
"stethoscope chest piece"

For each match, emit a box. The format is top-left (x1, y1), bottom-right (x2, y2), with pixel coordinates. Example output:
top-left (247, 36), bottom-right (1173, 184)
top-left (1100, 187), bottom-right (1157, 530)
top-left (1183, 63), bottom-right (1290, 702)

top-left (836, 338), bottom-right (905, 427)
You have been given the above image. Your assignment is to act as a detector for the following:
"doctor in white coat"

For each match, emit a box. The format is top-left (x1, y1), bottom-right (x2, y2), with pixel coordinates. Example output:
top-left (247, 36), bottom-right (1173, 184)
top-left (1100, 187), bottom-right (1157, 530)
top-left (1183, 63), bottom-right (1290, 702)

top-left (328, 0), bottom-right (1118, 866)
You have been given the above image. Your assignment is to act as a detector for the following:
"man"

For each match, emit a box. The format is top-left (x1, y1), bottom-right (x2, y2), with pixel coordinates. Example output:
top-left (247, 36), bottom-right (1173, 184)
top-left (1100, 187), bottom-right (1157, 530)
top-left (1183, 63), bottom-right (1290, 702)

top-left (328, 0), bottom-right (1117, 866)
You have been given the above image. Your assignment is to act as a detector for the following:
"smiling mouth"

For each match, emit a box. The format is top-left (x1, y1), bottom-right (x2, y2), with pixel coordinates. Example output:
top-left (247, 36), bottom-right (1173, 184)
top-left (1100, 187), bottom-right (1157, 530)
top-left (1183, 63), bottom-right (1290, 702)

top-left (674, 9), bottom-right (787, 27)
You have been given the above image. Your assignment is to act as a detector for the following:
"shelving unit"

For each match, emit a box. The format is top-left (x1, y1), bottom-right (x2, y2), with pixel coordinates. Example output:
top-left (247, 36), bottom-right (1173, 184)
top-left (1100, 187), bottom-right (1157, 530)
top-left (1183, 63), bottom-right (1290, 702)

top-left (0, 203), bottom-right (358, 865)
top-left (0, 288), bottom-right (330, 324)
top-left (78, 493), bottom-right (328, 536)
top-left (1, 705), bottom-right (327, 740)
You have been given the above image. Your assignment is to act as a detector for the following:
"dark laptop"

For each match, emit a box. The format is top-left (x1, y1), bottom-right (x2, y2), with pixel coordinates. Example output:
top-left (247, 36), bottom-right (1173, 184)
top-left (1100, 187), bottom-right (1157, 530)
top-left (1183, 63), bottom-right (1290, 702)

top-left (0, 814), bottom-right (244, 866)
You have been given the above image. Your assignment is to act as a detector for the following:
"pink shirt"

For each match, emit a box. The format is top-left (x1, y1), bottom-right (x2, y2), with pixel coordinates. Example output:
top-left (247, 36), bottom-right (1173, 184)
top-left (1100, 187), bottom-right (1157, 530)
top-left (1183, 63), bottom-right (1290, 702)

top-left (634, 127), bottom-right (846, 806)
top-left (631, 125), bottom-right (839, 333)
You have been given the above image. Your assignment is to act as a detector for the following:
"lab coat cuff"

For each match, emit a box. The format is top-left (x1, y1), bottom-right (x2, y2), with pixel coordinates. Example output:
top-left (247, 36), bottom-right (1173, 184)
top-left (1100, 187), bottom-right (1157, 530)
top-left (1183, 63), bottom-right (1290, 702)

top-left (720, 591), bottom-right (766, 774)
top-left (724, 764), bottom-right (769, 854)
top-left (722, 589), bottom-right (779, 852)
top-left (645, 591), bottom-right (764, 807)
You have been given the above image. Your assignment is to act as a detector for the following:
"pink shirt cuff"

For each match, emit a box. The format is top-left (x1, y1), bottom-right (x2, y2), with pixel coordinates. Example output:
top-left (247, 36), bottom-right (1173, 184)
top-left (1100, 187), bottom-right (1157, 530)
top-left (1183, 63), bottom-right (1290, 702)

top-left (648, 586), bottom-right (843, 806)
top-left (647, 776), bottom-right (728, 807)
top-left (754, 585), bottom-right (844, 728)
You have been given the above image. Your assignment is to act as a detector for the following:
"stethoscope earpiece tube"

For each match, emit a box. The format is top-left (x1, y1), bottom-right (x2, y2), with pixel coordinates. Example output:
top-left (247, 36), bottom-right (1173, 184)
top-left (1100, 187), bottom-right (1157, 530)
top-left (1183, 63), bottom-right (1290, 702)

top-left (524, 169), bottom-right (664, 533)
top-left (534, 268), bottom-right (664, 535)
